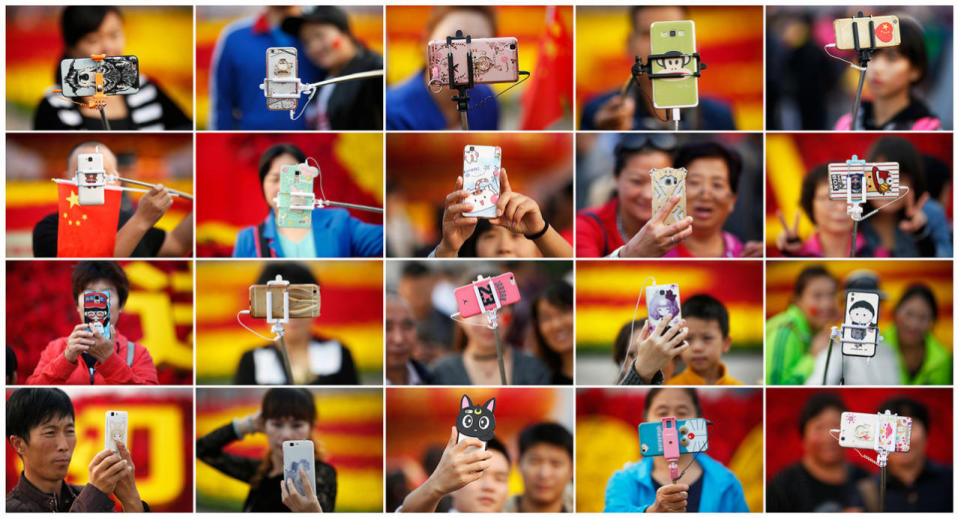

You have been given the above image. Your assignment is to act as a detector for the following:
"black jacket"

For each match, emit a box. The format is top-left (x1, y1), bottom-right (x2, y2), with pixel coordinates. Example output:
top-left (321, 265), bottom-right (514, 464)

top-left (311, 46), bottom-right (383, 130)
top-left (6, 472), bottom-right (149, 512)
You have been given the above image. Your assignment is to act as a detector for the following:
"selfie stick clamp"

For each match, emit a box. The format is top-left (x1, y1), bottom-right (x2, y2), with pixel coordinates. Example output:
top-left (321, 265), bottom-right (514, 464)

top-left (88, 54), bottom-right (111, 130)
top-left (447, 30), bottom-right (475, 131)
top-left (822, 322), bottom-right (883, 384)
top-left (629, 53), bottom-right (706, 131)
top-left (265, 275), bottom-right (296, 384)
top-left (849, 12), bottom-right (876, 130)
top-left (661, 417), bottom-right (681, 483)
top-left (450, 274), bottom-right (508, 385)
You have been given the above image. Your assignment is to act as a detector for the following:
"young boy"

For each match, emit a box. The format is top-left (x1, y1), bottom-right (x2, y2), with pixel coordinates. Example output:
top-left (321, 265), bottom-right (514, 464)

top-left (666, 294), bottom-right (743, 385)
top-left (504, 422), bottom-right (574, 512)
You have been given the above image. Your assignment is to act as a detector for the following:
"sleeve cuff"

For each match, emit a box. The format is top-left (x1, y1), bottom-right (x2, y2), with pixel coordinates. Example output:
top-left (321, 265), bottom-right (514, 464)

top-left (97, 351), bottom-right (126, 377)
top-left (620, 362), bottom-right (664, 385)
top-left (608, 246), bottom-right (624, 258)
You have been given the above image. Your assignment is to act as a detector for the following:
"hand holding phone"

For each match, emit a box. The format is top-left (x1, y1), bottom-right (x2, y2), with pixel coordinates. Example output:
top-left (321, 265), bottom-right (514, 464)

top-left (283, 440), bottom-right (317, 497)
top-left (650, 168), bottom-right (687, 226)
top-left (105, 410), bottom-right (128, 452)
top-left (83, 291), bottom-right (112, 341)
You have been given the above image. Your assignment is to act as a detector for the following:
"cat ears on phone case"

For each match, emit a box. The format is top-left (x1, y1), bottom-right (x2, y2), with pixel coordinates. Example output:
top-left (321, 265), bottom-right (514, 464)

top-left (460, 394), bottom-right (496, 413)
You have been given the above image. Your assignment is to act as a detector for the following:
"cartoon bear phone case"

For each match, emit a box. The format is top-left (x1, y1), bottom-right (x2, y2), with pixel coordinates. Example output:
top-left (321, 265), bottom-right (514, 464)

top-left (646, 283), bottom-right (681, 333)
top-left (649, 21), bottom-right (699, 108)
top-left (276, 164), bottom-right (318, 228)
top-left (650, 168), bottom-right (687, 225)
top-left (105, 410), bottom-right (127, 452)
top-left (462, 145), bottom-right (501, 218)
top-left (841, 290), bottom-right (880, 357)
top-left (427, 37), bottom-right (519, 87)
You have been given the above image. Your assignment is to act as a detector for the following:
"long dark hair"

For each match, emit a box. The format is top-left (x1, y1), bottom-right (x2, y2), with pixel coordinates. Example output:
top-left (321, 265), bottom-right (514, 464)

top-left (249, 388), bottom-right (324, 489)
top-left (530, 280), bottom-right (573, 375)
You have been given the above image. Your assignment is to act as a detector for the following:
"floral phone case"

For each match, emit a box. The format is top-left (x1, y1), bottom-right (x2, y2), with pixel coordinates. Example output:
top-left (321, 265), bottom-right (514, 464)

top-left (276, 164), bottom-right (318, 228)
top-left (462, 145), bottom-right (501, 218)
top-left (427, 37), bottom-right (519, 86)
top-left (650, 167), bottom-right (687, 225)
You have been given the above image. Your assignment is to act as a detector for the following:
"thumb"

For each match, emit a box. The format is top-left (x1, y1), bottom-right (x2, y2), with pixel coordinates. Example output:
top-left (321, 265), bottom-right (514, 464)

top-left (446, 425), bottom-right (458, 449)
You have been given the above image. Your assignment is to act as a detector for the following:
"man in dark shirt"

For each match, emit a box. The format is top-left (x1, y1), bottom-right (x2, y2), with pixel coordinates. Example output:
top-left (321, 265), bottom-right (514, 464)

top-left (767, 392), bottom-right (868, 512)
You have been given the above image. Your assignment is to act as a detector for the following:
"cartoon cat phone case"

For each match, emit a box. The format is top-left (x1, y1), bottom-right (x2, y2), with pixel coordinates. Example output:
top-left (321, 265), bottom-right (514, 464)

top-left (105, 410), bottom-right (127, 452)
top-left (649, 21), bottom-right (699, 108)
top-left (639, 417), bottom-right (710, 457)
top-left (456, 394), bottom-right (496, 450)
top-left (283, 440), bottom-right (317, 496)
top-left (276, 163), bottom-right (318, 228)
top-left (646, 283), bottom-right (681, 333)
top-left (650, 167), bottom-right (687, 225)
top-left (841, 290), bottom-right (880, 357)
top-left (462, 145), bottom-right (501, 218)
top-left (834, 15), bottom-right (900, 50)
top-left (83, 291), bottom-right (111, 341)
top-left (838, 411), bottom-right (912, 452)
top-left (265, 47), bottom-right (299, 111)
top-left (427, 37), bottom-right (519, 87)
top-left (60, 55), bottom-right (140, 97)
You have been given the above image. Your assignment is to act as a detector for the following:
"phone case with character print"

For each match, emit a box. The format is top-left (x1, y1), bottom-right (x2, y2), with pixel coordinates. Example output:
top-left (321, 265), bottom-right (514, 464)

top-left (276, 164), bottom-right (318, 228)
top-left (649, 20), bottom-right (699, 108)
top-left (462, 145), bottom-right (501, 218)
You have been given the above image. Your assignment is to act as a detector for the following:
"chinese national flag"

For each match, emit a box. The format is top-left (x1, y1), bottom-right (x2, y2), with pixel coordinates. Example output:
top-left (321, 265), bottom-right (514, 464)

top-left (519, 7), bottom-right (573, 130)
top-left (56, 183), bottom-right (121, 257)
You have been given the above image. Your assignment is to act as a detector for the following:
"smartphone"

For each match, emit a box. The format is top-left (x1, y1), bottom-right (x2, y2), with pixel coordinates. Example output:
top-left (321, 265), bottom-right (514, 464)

top-left (249, 283), bottom-right (320, 319)
top-left (105, 410), bottom-right (128, 452)
top-left (83, 290), bottom-right (111, 341)
top-left (427, 37), bottom-right (519, 87)
top-left (838, 411), bottom-right (912, 452)
top-left (283, 440), bottom-right (317, 497)
top-left (828, 161), bottom-right (900, 200)
top-left (646, 283), bottom-right (681, 333)
top-left (60, 55), bottom-right (139, 97)
top-left (276, 164), bottom-right (318, 228)
top-left (77, 152), bottom-right (106, 206)
top-left (834, 15), bottom-right (900, 51)
top-left (840, 290), bottom-right (880, 357)
top-left (265, 47), bottom-right (299, 111)
top-left (454, 273), bottom-right (520, 318)
top-left (650, 167), bottom-right (687, 225)
top-left (649, 21), bottom-right (699, 109)
top-left (639, 417), bottom-right (710, 457)
top-left (456, 395), bottom-right (495, 451)
top-left (462, 145), bottom-right (502, 218)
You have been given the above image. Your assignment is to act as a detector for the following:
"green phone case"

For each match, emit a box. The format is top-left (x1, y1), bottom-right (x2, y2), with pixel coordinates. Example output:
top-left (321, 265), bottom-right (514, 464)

top-left (277, 164), bottom-right (317, 228)
top-left (650, 20), bottom-right (699, 109)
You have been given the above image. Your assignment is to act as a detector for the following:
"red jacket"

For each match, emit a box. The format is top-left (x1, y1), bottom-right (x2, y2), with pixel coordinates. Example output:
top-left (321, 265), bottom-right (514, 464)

top-left (26, 332), bottom-right (159, 385)
top-left (576, 197), bottom-right (627, 257)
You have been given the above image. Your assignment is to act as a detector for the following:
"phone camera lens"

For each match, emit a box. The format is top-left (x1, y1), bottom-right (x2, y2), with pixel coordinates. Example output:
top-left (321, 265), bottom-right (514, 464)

top-left (509, 43), bottom-right (516, 50)
top-left (659, 289), bottom-right (664, 295)
top-left (669, 30), bottom-right (676, 37)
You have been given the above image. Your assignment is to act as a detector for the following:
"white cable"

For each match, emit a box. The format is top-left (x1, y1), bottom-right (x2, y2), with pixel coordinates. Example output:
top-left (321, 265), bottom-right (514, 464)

top-left (236, 310), bottom-right (279, 342)
top-left (829, 429), bottom-right (882, 466)
top-left (858, 186), bottom-right (910, 221)
top-left (617, 276), bottom-right (657, 382)
top-left (824, 43), bottom-right (866, 71)
top-left (306, 156), bottom-right (328, 203)
top-left (451, 312), bottom-right (499, 330)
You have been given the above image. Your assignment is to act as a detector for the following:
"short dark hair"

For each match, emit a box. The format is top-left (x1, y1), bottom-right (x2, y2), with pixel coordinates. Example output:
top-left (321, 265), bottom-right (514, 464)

top-left (261, 388), bottom-right (317, 425)
top-left (7, 347), bottom-right (18, 379)
top-left (485, 437), bottom-right (511, 465)
top-left (258, 143), bottom-right (307, 185)
top-left (532, 280), bottom-right (574, 374)
top-left (872, 16), bottom-right (928, 87)
top-left (673, 141), bottom-right (743, 194)
top-left (681, 294), bottom-right (730, 337)
top-left (794, 265), bottom-right (836, 298)
top-left (518, 422), bottom-right (573, 461)
top-left (896, 284), bottom-right (938, 321)
top-left (799, 164), bottom-right (829, 224)
top-left (401, 262), bottom-right (431, 279)
top-left (613, 319), bottom-right (644, 366)
top-left (7, 388), bottom-right (75, 446)
top-left (61, 6), bottom-right (122, 48)
top-left (644, 388), bottom-right (702, 419)
top-left (457, 218), bottom-right (494, 257)
top-left (866, 136), bottom-right (927, 198)
top-left (72, 261), bottom-right (130, 308)
top-left (613, 144), bottom-right (672, 178)
top-left (877, 397), bottom-right (930, 431)
top-left (798, 392), bottom-right (846, 437)
top-left (256, 262), bottom-right (318, 286)
top-left (628, 6), bottom-right (690, 33)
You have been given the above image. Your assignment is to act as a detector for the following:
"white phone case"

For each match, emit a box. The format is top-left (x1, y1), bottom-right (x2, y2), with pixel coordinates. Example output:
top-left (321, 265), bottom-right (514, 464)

top-left (646, 283), bottom-right (681, 333)
top-left (457, 432), bottom-right (488, 451)
top-left (77, 153), bottom-right (106, 206)
top-left (462, 145), bottom-right (502, 218)
top-left (105, 410), bottom-right (128, 452)
top-left (265, 47), bottom-right (299, 111)
top-left (839, 412), bottom-right (912, 452)
top-left (283, 440), bottom-right (317, 497)
top-left (841, 291), bottom-right (880, 357)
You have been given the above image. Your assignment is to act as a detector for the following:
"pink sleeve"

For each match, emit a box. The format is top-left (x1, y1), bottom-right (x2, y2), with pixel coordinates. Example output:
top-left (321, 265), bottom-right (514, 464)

top-left (833, 114), bottom-right (852, 130)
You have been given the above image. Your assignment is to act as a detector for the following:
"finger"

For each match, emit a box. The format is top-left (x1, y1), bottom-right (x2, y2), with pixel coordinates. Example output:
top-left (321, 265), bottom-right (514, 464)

top-left (89, 448), bottom-right (113, 469)
top-left (446, 426), bottom-right (458, 449)
top-left (660, 484), bottom-right (689, 495)
top-left (666, 328), bottom-right (690, 350)
top-left (456, 436), bottom-right (485, 452)
top-left (103, 458), bottom-right (128, 478)
top-left (651, 315), bottom-right (670, 338)
top-left (281, 477), bottom-right (290, 500)
top-left (444, 189), bottom-right (471, 207)
top-left (669, 224), bottom-right (694, 243)
top-left (513, 203), bottom-right (535, 230)
top-left (447, 201), bottom-right (476, 217)
top-left (468, 459), bottom-right (493, 474)
top-left (115, 441), bottom-right (130, 459)
top-left (792, 210), bottom-right (800, 232)
top-left (653, 195), bottom-right (681, 224)
top-left (462, 448), bottom-right (494, 465)
top-left (638, 320), bottom-right (651, 341)
top-left (499, 167), bottom-right (511, 194)
top-left (455, 175), bottom-right (463, 191)
top-left (299, 468), bottom-right (314, 496)
top-left (775, 210), bottom-right (787, 230)
top-left (913, 192), bottom-right (930, 214)
top-left (663, 216), bottom-right (694, 237)
top-left (495, 191), bottom-right (515, 215)
top-left (74, 323), bottom-right (91, 331)
top-left (670, 340), bottom-right (691, 357)
top-left (662, 320), bottom-right (685, 342)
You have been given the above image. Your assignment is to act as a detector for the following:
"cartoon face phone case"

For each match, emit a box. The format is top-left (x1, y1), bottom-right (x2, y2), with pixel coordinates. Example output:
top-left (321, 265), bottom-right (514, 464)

top-left (427, 37), bottom-right (519, 87)
top-left (283, 440), bottom-right (317, 496)
top-left (841, 290), bottom-right (880, 357)
top-left (456, 394), bottom-right (496, 450)
top-left (60, 56), bottom-right (140, 97)
top-left (462, 145), bottom-right (501, 218)
top-left (276, 164), bottom-right (318, 228)
top-left (639, 418), bottom-right (710, 456)
top-left (839, 412), bottom-right (912, 452)
top-left (646, 283), bottom-right (681, 333)
top-left (265, 47), bottom-right (299, 111)
top-left (454, 273), bottom-right (520, 319)
top-left (828, 160), bottom-right (900, 201)
top-left (834, 15), bottom-right (900, 50)
top-left (83, 290), bottom-right (111, 341)
top-left (650, 168), bottom-right (687, 225)
top-left (649, 21), bottom-right (699, 108)
top-left (105, 410), bottom-right (127, 452)
top-left (77, 152), bottom-right (106, 206)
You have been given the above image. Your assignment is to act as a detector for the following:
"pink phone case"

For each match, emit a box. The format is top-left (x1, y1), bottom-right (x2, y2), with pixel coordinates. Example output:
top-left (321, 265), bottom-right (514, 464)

top-left (454, 273), bottom-right (520, 318)
top-left (427, 37), bottom-right (519, 86)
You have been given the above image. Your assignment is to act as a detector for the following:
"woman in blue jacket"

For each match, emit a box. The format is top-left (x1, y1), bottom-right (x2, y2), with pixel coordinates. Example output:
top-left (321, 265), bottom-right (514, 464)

top-left (604, 387), bottom-right (749, 513)
top-left (233, 143), bottom-right (383, 257)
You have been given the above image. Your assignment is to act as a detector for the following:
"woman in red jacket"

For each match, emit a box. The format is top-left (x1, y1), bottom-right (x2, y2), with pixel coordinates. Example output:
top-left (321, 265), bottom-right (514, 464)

top-left (27, 261), bottom-right (158, 385)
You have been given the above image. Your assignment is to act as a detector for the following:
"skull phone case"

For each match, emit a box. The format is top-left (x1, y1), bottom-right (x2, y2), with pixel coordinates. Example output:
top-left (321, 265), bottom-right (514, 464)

top-left (649, 21), bottom-right (699, 108)
top-left (283, 440), bottom-right (317, 496)
top-left (646, 283), bottom-right (681, 333)
top-left (427, 37), bottom-right (519, 87)
top-left (60, 55), bottom-right (139, 97)
top-left (839, 412), bottom-right (912, 452)
top-left (650, 167), bottom-right (687, 225)
top-left (841, 290), bottom-right (880, 357)
top-left (462, 145), bottom-right (501, 218)
top-left (83, 290), bottom-right (111, 341)
top-left (265, 47), bottom-right (299, 111)
top-left (276, 164), bottom-right (318, 228)
top-left (639, 418), bottom-right (710, 456)
top-left (105, 410), bottom-right (127, 452)
top-left (834, 15), bottom-right (900, 50)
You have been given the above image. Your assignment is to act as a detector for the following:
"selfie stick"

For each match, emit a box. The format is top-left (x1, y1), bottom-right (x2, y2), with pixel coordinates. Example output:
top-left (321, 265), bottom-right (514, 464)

top-left (822, 320), bottom-right (882, 385)
top-left (260, 69), bottom-right (384, 120)
top-left (54, 178), bottom-right (192, 200)
top-left (661, 417), bottom-right (682, 483)
top-left (849, 12), bottom-right (876, 131)
top-left (628, 52), bottom-right (706, 131)
top-left (265, 275), bottom-right (296, 384)
top-left (450, 274), bottom-right (508, 384)
top-left (447, 30), bottom-right (475, 131)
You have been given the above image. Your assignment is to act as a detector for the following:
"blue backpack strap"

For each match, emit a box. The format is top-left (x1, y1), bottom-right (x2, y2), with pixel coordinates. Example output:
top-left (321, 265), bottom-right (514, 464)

top-left (584, 211), bottom-right (609, 256)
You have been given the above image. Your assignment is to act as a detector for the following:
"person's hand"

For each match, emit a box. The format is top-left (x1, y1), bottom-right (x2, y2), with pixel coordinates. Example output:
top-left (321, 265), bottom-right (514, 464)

top-left (238, 411), bottom-right (264, 436)
top-left (620, 195), bottom-right (693, 257)
top-left (489, 168), bottom-right (545, 236)
top-left (424, 426), bottom-right (493, 497)
top-left (632, 319), bottom-right (689, 382)
top-left (776, 211), bottom-right (803, 255)
top-left (88, 325), bottom-right (116, 363)
top-left (898, 192), bottom-right (929, 234)
top-left (88, 449), bottom-right (128, 496)
top-left (133, 184), bottom-right (173, 227)
top-left (740, 241), bottom-right (764, 257)
top-left (646, 483), bottom-right (689, 512)
top-left (809, 327), bottom-right (835, 357)
top-left (594, 95), bottom-right (635, 130)
top-left (65, 324), bottom-right (95, 363)
top-left (436, 176), bottom-right (479, 257)
top-left (281, 467), bottom-right (323, 512)
top-left (112, 441), bottom-right (143, 512)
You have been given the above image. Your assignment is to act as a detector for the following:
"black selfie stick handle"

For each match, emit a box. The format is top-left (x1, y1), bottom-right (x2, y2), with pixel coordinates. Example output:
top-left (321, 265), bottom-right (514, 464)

top-left (849, 12), bottom-right (876, 131)
top-left (447, 30), bottom-right (475, 130)
top-left (879, 465), bottom-right (886, 512)
top-left (821, 334), bottom-right (835, 385)
top-left (493, 325), bottom-right (507, 385)
top-left (81, 352), bottom-right (97, 385)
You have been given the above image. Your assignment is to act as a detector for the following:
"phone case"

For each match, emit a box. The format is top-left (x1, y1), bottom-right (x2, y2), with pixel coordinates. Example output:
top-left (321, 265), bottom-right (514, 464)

top-left (283, 440), bottom-right (317, 496)
top-left (105, 410), bottom-right (128, 452)
top-left (639, 418), bottom-right (710, 456)
top-left (827, 161), bottom-right (900, 200)
top-left (839, 412), bottom-right (912, 452)
top-left (60, 56), bottom-right (139, 97)
top-left (249, 284), bottom-right (321, 319)
top-left (77, 153), bottom-right (106, 206)
top-left (276, 164), bottom-right (318, 228)
top-left (646, 283), bottom-right (681, 333)
top-left (456, 395), bottom-right (496, 451)
top-left (834, 15), bottom-right (900, 51)
top-left (841, 290), bottom-right (880, 357)
top-left (462, 145), bottom-right (502, 218)
top-left (454, 273), bottom-right (520, 318)
top-left (265, 47), bottom-right (299, 111)
top-left (83, 291), bottom-right (111, 341)
top-left (650, 167), bottom-right (687, 225)
top-left (649, 21), bottom-right (699, 109)
top-left (427, 37), bottom-right (519, 86)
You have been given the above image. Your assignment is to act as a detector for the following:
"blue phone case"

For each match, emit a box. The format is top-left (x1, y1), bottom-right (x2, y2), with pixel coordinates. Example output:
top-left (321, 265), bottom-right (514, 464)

top-left (639, 418), bottom-right (710, 456)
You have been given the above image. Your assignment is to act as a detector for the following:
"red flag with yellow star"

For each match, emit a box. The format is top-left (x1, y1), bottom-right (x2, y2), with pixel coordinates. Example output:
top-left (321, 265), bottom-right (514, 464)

top-left (56, 183), bottom-right (121, 257)
top-left (519, 6), bottom-right (573, 130)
